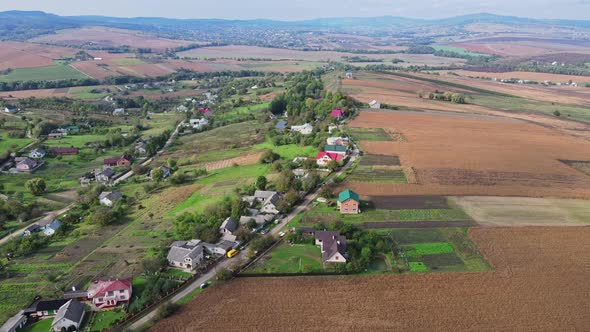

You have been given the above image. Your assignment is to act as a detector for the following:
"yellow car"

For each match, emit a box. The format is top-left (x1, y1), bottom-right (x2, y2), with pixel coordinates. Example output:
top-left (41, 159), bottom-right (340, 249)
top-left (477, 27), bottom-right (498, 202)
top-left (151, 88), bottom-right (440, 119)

top-left (227, 249), bottom-right (238, 258)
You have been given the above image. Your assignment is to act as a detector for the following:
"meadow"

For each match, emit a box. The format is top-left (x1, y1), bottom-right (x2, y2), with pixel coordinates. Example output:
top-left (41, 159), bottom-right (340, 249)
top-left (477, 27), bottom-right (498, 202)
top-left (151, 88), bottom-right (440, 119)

top-left (0, 64), bottom-right (88, 82)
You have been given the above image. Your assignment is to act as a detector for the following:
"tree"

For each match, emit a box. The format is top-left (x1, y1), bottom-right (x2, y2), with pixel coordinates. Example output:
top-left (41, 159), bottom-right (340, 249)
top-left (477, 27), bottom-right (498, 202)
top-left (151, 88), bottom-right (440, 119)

top-left (91, 206), bottom-right (118, 226)
top-left (451, 93), bottom-right (466, 104)
top-left (152, 168), bottom-right (164, 182)
top-left (276, 170), bottom-right (297, 193)
top-left (255, 176), bottom-right (267, 190)
top-left (157, 303), bottom-right (180, 320)
top-left (169, 172), bottom-right (186, 185)
top-left (302, 172), bottom-right (321, 192)
top-left (141, 257), bottom-right (165, 275)
top-left (326, 160), bottom-right (339, 172)
top-left (216, 268), bottom-right (233, 281)
top-left (259, 149), bottom-right (279, 164)
top-left (166, 158), bottom-right (177, 169)
top-left (25, 178), bottom-right (46, 195)
top-left (553, 110), bottom-right (561, 117)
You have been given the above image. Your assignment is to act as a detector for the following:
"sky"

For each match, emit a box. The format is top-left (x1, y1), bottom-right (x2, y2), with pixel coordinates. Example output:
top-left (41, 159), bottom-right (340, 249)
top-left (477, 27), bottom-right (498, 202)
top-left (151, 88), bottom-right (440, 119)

top-left (0, 0), bottom-right (589, 21)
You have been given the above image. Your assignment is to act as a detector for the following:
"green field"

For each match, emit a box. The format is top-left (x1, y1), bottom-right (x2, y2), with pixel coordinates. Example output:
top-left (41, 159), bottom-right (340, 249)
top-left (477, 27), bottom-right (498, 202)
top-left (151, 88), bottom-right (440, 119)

top-left (254, 137), bottom-right (318, 161)
top-left (348, 128), bottom-right (392, 141)
top-left (347, 166), bottom-right (406, 183)
top-left (247, 243), bottom-right (323, 274)
top-left (111, 58), bottom-right (146, 66)
top-left (68, 86), bottom-right (110, 99)
top-left (432, 45), bottom-right (491, 57)
top-left (0, 132), bottom-right (32, 152)
top-left (381, 228), bottom-right (490, 273)
top-left (0, 64), bottom-right (88, 82)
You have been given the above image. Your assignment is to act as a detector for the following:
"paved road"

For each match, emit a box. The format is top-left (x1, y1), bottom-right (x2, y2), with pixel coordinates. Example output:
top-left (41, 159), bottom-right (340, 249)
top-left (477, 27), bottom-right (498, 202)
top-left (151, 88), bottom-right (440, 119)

top-left (113, 120), bottom-right (185, 185)
top-left (0, 204), bottom-right (74, 245)
top-left (127, 145), bottom-right (359, 330)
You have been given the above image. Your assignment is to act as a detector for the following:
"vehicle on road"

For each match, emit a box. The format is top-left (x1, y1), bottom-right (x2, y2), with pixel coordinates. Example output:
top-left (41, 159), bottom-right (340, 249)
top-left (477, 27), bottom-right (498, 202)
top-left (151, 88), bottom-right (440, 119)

top-left (199, 282), bottom-right (209, 289)
top-left (227, 249), bottom-right (239, 258)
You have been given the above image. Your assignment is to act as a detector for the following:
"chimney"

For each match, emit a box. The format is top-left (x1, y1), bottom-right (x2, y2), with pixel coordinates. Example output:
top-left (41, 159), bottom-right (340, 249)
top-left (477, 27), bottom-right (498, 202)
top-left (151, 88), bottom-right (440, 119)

top-left (72, 286), bottom-right (76, 291)
top-left (332, 235), bottom-right (336, 240)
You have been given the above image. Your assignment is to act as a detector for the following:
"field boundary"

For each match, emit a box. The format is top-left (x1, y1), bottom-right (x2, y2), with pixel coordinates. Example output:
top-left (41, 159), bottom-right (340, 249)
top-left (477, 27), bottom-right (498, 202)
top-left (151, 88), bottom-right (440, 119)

top-left (363, 220), bottom-right (477, 229)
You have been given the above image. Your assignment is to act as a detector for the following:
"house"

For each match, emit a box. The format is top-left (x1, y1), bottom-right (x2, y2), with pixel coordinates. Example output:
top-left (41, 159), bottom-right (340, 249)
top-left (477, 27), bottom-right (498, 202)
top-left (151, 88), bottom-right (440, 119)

top-left (198, 108), bottom-right (214, 117)
top-left (51, 300), bottom-right (86, 332)
top-left (330, 109), bottom-right (345, 119)
top-left (261, 192), bottom-right (282, 214)
top-left (112, 108), bottom-right (126, 116)
top-left (220, 217), bottom-right (238, 241)
top-left (328, 125), bottom-right (338, 134)
top-left (104, 155), bottom-right (132, 167)
top-left (326, 137), bottom-right (350, 146)
top-left (23, 224), bottom-right (42, 237)
top-left (57, 126), bottom-right (80, 133)
top-left (176, 105), bottom-right (189, 112)
top-left (315, 231), bottom-right (347, 263)
top-left (311, 152), bottom-right (343, 167)
top-left (29, 148), bottom-right (46, 159)
top-left (0, 310), bottom-right (27, 332)
top-left (369, 100), bottom-right (381, 109)
top-left (345, 72), bottom-right (353, 79)
top-left (338, 189), bottom-right (360, 214)
top-left (16, 158), bottom-right (39, 171)
top-left (48, 132), bottom-right (66, 139)
top-left (63, 286), bottom-right (89, 301)
top-left (43, 219), bottom-right (62, 236)
top-left (201, 240), bottom-right (238, 255)
top-left (275, 120), bottom-right (288, 131)
top-left (135, 142), bottom-right (148, 155)
top-left (99, 191), bottom-right (123, 207)
top-left (27, 299), bottom-right (68, 318)
top-left (3, 106), bottom-right (17, 113)
top-left (50, 147), bottom-right (79, 155)
top-left (87, 278), bottom-right (132, 309)
top-left (292, 168), bottom-right (309, 179)
top-left (95, 168), bottom-right (115, 184)
top-left (151, 165), bottom-right (172, 179)
top-left (167, 240), bottom-right (205, 272)
top-left (239, 213), bottom-right (274, 227)
top-left (291, 123), bottom-right (314, 135)
top-left (189, 118), bottom-right (209, 130)
top-left (324, 145), bottom-right (348, 155)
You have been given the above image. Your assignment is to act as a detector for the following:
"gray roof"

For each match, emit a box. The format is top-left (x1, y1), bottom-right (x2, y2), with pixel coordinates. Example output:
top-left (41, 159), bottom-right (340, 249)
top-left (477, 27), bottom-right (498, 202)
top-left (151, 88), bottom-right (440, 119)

top-left (315, 231), bottom-right (347, 262)
top-left (98, 168), bottom-right (115, 178)
top-left (46, 219), bottom-right (62, 231)
top-left (53, 300), bottom-right (85, 324)
top-left (263, 193), bottom-right (282, 208)
top-left (25, 224), bottom-right (42, 233)
top-left (18, 158), bottom-right (38, 168)
top-left (220, 217), bottom-right (238, 233)
top-left (275, 120), bottom-right (287, 130)
top-left (254, 190), bottom-right (277, 200)
top-left (31, 148), bottom-right (46, 155)
top-left (99, 191), bottom-right (123, 202)
top-left (167, 240), bottom-right (204, 263)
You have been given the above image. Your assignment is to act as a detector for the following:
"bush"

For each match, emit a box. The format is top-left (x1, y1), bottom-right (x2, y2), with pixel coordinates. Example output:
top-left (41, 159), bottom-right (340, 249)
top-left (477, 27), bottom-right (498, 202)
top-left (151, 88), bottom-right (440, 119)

top-left (216, 268), bottom-right (233, 281)
top-left (553, 110), bottom-right (561, 117)
top-left (156, 303), bottom-right (180, 320)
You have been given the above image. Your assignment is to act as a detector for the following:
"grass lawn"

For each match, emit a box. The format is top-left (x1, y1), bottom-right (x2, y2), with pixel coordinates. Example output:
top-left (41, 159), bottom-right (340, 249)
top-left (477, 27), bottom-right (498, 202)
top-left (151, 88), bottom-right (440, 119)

top-left (21, 318), bottom-right (54, 332)
top-left (68, 86), bottom-right (109, 99)
top-left (43, 134), bottom-right (105, 148)
top-left (0, 132), bottom-right (32, 152)
top-left (176, 288), bottom-right (203, 305)
top-left (348, 128), bottom-right (392, 141)
top-left (247, 242), bottom-right (323, 274)
top-left (162, 268), bottom-right (194, 279)
top-left (292, 202), bottom-right (471, 226)
top-left (0, 64), bottom-right (88, 82)
top-left (254, 138), bottom-right (318, 161)
top-left (89, 310), bottom-right (125, 332)
top-left (432, 45), bottom-right (491, 57)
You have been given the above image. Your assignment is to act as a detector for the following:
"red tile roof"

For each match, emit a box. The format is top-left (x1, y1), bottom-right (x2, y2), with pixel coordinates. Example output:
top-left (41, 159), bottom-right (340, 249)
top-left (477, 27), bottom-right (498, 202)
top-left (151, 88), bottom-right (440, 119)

top-left (330, 109), bottom-right (345, 117)
top-left (87, 278), bottom-right (132, 298)
top-left (316, 151), bottom-right (343, 161)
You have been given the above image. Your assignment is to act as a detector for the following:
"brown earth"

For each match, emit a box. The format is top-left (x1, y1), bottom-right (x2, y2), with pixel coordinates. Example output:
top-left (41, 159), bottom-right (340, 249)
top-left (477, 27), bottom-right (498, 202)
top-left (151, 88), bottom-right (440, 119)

top-left (30, 27), bottom-right (193, 52)
top-left (448, 69), bottom-right (590, 83)
top-left (151, 227), bottom-right (590, 331)
top-left (345, 110), bottom-right (590, 198)
top-left (0, 41), bottom-right (76, 70)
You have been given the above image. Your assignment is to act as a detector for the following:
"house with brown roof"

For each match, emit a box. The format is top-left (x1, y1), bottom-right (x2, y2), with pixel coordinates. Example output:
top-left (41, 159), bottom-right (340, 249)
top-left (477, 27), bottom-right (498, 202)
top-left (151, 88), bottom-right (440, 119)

top-left (315, 231), bottom-right (347, 263)
top-left (16, 158), bottom-right (39, 171)
top-left (104, 155), bottom-right (132, 167)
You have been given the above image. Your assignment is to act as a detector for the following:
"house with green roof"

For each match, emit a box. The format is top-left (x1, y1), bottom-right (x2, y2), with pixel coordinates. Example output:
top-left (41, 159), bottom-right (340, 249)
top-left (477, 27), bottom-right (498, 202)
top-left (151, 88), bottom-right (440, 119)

top-left (324, 145), bottom-right (348, 155)
top-left (338, 189), bottom-right (360, 214)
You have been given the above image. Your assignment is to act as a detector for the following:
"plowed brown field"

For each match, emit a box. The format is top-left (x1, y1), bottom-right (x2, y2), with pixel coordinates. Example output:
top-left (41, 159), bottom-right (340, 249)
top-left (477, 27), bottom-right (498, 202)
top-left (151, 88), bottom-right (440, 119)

top-left (345, 110), bottom-right (590, 198)
top-left (152, 227), bottom-right (590, 331)
top-left (0, 41), bottom-right (75, 70)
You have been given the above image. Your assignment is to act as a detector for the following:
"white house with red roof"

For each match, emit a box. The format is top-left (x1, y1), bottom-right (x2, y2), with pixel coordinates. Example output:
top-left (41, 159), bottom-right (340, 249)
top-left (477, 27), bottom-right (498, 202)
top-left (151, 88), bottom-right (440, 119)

top-left (87, 278), bottom-right (132, 310)
top-left (310, 152), bottom-right (343, 167)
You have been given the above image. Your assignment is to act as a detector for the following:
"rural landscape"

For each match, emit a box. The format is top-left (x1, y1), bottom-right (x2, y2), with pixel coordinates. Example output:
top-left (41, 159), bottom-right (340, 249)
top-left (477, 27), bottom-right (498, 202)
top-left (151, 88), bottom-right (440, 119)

top-left (0, 3), bottom-right (589, 332)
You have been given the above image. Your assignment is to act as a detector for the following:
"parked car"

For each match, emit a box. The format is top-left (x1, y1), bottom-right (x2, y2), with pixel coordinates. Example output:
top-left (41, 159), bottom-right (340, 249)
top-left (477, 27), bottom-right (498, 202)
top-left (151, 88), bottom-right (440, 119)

top-left (199, 282), bottom-right (209, 289)
top-left (278, 231), bottom-right (286, 237)
top-left (227, 249), bottom-right (239, 258)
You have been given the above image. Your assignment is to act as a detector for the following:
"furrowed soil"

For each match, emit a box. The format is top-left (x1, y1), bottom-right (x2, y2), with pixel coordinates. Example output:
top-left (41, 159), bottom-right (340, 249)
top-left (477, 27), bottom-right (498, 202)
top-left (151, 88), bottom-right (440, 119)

top-left (151, 227), bottom-right (590, 331)
top-left (343, 110), bottom-right (590, 199)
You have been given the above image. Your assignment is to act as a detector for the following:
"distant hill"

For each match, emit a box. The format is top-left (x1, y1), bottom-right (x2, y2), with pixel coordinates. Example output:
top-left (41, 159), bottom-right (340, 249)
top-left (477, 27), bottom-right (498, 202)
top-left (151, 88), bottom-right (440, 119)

top-left (1, 11), bottom-right (590, 41)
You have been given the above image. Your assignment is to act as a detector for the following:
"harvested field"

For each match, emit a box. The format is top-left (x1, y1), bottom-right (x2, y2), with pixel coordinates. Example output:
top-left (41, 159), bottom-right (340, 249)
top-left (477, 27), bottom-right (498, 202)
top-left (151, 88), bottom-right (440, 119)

top-left (369, 195), bottom-right (450, 209)
top-left (201, 153), bottom-right (263, 172)
top-left (359, 154), bottom-right (400, 166)
top-left (348, 127), bottom-right (392, 141)
top-left (0, 41), bottom-right (75, 70)
top-left (452, 37), bottom-right (590, 57)
top-left (152, 227), bottom-right (590, 331)
top-left (347, 167), bottom-right (406, 183)
top-left (30, 27), bottom-right (193, 52)
top-left (452, 196), bottom-right (590, 227)
top-left (344, 110), bottom-right (590, 198)
top-left (449, 69), bottom-right (590, 83)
